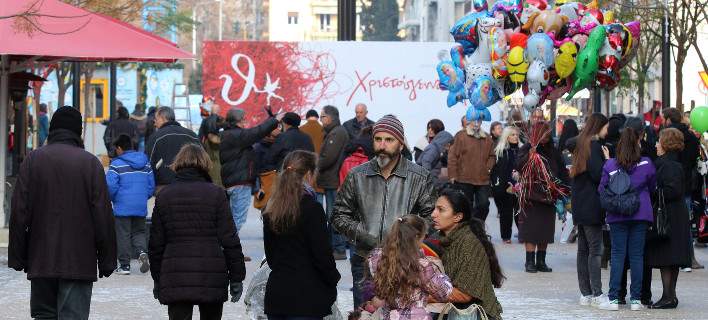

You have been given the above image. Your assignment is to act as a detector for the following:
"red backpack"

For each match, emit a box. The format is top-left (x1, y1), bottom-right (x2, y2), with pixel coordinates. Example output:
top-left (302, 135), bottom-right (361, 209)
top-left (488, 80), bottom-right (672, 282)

top-left (339, 148), bottom-right (369, 188)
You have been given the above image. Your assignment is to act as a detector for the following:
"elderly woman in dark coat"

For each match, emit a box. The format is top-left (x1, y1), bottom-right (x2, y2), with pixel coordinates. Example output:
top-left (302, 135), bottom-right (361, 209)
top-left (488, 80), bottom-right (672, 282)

top-left (645, 128), bottom-right (692, 309)
top-left (516, 122), bottom-right (569, 274)
top-left (149, 144), bottom-right (246, 320)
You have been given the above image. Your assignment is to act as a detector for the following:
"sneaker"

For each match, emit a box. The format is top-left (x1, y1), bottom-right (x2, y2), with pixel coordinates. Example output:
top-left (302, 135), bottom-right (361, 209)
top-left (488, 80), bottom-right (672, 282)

top-left (579, 295), bottom-right (592, 306)
top-left (681, 267), bottom-right (692, 272)
top-left (114, 265), bottom-right (130, 275)
top-left (591, 294), bottom-right (609, 308)
top-left (630, 300), bottom-right (644, 311)
top-left (599, 299), bottom-right (619, 311)
top-left (138, 252), bottom-right (150, 273)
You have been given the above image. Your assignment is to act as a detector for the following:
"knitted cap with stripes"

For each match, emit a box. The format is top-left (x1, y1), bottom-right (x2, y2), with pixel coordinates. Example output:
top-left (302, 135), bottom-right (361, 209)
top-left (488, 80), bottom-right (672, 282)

top-left (373, 114), bottom-right (405, 144)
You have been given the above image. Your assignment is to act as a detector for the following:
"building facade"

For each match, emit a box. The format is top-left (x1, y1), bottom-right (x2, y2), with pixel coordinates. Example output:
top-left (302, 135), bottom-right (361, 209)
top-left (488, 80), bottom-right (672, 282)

top-left (399, 0), bottom-right (470, 42)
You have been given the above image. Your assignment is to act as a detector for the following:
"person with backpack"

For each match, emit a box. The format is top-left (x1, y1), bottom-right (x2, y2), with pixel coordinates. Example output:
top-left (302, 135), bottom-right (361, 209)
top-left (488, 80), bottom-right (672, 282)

top-left (569, 113), bottom-right (609, 308)
top-left (598, 127), bottom-right (656, 311)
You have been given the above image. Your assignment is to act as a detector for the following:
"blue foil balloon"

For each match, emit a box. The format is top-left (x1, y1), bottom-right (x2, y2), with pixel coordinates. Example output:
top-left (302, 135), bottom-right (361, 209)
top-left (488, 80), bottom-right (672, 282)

top-left (472, 0), bottom-right (489, 12)
top-left (467, 75), bottom-right (501, 110)
top-left (450, 11), bottom-right (490, 55)
top-left (437, 61), bottom-right (466, 107)
top-left (525, 32), bottom-right (555, 67)
top-left (466, 107), bottom-right (492, 122)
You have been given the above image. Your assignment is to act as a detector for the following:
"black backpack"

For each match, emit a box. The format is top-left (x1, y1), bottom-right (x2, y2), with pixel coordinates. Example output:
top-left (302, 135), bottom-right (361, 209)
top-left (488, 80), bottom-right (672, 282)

top-left (600, 167), bottom-right (640, 216)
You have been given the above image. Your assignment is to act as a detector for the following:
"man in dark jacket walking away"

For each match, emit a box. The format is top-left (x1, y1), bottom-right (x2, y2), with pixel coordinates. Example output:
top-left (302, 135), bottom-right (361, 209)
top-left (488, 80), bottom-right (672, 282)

top-left (342, 103), bottom-right (375, 140)
top-left (332, 114), bottom-right (436, 308)
top-left (9, 106), bottom-right (117, 319)
top-left (266, 112), bottom-right (314, 170)
top-left (317, 105), bottom-right (350, 260)
top-left (145, 107), bottom-right (199, 194)
top-left (104, 106), bottom-right (138, 157)
top-left (220, 107), bottom-right (284, 233)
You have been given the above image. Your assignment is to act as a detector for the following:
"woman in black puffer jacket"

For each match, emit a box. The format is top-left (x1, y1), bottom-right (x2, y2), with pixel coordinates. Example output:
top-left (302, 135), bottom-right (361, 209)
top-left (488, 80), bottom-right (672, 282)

top-left (149, 144), bottom-right (246, 320)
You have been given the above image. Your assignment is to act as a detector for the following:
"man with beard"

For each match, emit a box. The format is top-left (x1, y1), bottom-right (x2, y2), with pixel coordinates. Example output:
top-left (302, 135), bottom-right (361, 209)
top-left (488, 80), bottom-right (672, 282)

top-left (448, 116), bottom-right (496, 222)
top-left (332, 114), bottom-right (436, 308)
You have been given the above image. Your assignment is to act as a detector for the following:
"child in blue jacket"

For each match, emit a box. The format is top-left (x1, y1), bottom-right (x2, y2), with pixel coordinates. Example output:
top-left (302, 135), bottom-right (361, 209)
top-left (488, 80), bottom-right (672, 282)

top-left (107, 134), bottom-right (155, 275)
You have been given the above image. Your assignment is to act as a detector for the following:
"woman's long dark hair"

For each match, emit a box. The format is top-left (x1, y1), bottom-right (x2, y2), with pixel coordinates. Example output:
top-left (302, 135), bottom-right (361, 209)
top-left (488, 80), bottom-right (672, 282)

top-left (558, 119), bottom-right (579, 153)
top-left (616, 127), bottom-right (642, 169)
top-left (374, 215), bottom-right (427, 308)
top-left (263, 150), bottom-right (318, 234)
top-left (439, 189), bottom-right (505, 288)
top-left (570, 113), bottom-right (608, 177)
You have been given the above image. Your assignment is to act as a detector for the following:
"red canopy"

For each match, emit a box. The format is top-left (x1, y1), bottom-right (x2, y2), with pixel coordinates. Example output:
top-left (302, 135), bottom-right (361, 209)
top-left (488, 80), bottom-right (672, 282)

top-left (0, 0), bottom-right (192, 62)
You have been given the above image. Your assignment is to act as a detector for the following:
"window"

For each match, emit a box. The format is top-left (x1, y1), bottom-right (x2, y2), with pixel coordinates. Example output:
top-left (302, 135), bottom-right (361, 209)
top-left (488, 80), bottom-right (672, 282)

top-left (319, 14), bottom-right (331, 30)
top-left (288, 12), bottom-right (299, 25)
top-left (79, 79), bottom-right (108, 122)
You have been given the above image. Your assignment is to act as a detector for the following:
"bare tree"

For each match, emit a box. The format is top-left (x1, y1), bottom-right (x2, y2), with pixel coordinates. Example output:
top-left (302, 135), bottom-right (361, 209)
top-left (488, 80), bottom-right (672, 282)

top-left (616, 2), bottom-right (663, 115)
top-left (668, 0), bottom-right (707, 111)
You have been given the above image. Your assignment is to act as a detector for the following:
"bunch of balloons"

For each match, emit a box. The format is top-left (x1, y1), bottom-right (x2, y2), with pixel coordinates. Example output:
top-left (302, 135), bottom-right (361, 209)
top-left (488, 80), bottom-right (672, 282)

top-left (436, 0), bottom-right (641, 121)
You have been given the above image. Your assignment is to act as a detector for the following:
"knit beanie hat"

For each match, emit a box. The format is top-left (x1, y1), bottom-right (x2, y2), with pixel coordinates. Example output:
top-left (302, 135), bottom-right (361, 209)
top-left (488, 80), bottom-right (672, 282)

top-left (49, 106), bottom-right (82, 136)
top-left (373, 115), bottom-right (405, 144)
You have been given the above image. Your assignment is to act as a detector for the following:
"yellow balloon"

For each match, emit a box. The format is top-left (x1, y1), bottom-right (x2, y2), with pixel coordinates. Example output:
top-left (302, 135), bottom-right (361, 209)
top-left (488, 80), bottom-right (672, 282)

top-left (506, 46), bottom-right (528, 84)
top-left (604, 11), bottom-right (615, 24)
top-left (555, 42), bottom-right (578, 80)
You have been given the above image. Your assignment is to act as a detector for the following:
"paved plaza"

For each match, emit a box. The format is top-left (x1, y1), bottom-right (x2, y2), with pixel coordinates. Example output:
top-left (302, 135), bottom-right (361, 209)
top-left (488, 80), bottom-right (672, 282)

top-left (0, 202), bottom-right (706, 320)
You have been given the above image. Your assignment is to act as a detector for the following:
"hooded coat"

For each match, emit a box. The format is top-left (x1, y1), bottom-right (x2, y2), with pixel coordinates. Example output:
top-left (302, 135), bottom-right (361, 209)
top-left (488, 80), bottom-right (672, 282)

top-left (417, 131), bottom-right (453, 179)
top-left (107, 150), bottom-right (155, 217)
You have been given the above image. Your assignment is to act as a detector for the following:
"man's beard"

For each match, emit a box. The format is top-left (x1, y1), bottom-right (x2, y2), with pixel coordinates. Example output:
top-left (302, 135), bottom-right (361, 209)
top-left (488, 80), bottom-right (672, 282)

top-left (375, 150), bottom-right (400, 168)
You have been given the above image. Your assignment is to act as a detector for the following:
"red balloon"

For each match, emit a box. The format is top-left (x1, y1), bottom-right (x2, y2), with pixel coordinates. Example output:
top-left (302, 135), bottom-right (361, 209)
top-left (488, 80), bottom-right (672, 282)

top-left (587, 9), bottom-right (604, 25)
top-left (526, 0), bottom-right (548, 10)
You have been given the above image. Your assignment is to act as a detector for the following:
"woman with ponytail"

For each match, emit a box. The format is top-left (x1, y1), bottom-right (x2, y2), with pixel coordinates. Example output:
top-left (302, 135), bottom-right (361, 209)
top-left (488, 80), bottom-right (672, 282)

top-left (263, 150), bottom-right (341, 319)
top-left (430, 189), bottom-right (504, 320)
top-left (367, 215), bottom-right (453, 319)
top-left (598, 127), bottom-right (655, 312)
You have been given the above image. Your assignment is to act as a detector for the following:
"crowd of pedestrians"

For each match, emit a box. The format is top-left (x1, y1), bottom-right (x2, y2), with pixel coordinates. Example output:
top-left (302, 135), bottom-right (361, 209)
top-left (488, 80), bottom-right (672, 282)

top-left (7, 100), bottom-right (707, 320)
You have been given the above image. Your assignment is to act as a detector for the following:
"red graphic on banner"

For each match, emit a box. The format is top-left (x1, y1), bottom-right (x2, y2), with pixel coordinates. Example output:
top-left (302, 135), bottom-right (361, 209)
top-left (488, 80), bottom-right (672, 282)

top-left (202, 41), bottom-right (336, 125)
top-left (347, 70), bottom-right (441, 105)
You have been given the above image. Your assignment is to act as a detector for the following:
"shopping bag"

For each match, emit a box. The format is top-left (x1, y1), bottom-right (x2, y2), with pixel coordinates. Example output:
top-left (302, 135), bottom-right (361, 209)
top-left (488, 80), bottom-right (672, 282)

top-left (437, 303), bottom-right (489, 320)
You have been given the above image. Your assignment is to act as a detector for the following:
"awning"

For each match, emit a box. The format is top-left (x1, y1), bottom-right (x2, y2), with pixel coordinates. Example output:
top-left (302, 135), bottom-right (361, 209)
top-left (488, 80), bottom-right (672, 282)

top-left (0, 0), bottom-right (192, 63)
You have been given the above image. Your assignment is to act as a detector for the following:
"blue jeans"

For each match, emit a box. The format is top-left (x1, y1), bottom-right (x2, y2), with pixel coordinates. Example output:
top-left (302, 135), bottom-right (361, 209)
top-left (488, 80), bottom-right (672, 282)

top-left (227, 185), bottom-right (252, 232)
top-left (322, 188), bottom-right (347, 253)
top-left (608, 221), bottom-right (648, 301)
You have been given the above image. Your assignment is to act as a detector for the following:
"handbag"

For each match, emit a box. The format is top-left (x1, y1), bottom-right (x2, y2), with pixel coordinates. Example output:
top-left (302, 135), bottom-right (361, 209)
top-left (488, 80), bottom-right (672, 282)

top-left (654, 188), bottom-right (671, 240)
top-left (253, 170), bottom-right (277, 209)
top-left (437, 303), bottom-right (489, 320)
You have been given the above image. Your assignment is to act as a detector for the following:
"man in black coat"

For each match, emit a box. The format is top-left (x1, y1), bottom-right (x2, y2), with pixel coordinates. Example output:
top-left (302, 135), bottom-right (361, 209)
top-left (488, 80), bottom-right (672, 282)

top-left (9, 106), bottom-right (117, 319)
top-left (342, 103), bottom-right (375, 140)
top-left (663, 108), bottom-right (700, 198)
top-left (103, 106), bottom-right (138, 157)
top-left (220, 107), bottom-right (284, 232)
top-left (265, 112), bottom-right (314, 170)
top-left (145, 107), bottom-right (200, 193)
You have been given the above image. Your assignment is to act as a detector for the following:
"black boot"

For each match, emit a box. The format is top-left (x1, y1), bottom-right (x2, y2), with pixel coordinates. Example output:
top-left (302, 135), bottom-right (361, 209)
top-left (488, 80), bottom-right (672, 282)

top-left (525, 251), bottom-right (537, 273)
top-left (536, 251), bottom-right (553, 272)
